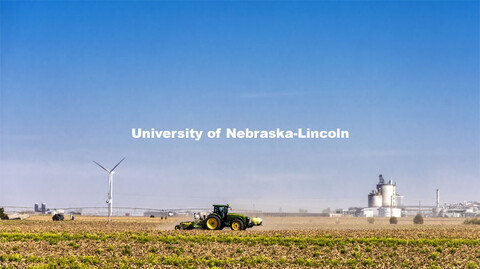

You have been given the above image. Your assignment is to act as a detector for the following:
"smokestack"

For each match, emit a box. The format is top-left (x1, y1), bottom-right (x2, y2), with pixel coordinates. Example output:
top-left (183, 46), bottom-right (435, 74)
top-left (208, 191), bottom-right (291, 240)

top-left (436, 189), bottom-right (440, 208)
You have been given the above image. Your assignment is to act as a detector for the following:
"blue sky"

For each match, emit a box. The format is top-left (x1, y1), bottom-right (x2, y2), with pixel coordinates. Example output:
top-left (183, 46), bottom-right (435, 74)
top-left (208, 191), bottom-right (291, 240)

top-left (1, 1), bottom-right (479, 212)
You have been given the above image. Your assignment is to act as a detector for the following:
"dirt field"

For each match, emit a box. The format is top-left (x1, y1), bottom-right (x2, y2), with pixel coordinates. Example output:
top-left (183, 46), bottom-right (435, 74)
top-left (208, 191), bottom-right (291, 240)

top-left (18, 215), bottom-right (468, 231)
top-left (244, 216), bottom-right (467, 230)
top-left (0, 215), bottom-right (479, 268)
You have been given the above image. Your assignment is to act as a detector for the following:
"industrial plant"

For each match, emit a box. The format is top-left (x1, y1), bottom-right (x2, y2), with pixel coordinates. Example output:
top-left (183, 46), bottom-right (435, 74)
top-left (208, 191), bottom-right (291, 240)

top-left (340, 174), bottom-right (480, 218)
top-left (362, 174), bottom-right (404, 217)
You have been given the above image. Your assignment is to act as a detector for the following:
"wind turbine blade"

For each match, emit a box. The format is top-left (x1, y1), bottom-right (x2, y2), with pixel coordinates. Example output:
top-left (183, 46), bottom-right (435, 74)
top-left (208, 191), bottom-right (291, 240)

top-left (110, 157), bottom-right (126, 172)
top-left (92, 160), bottom-right (110, 173)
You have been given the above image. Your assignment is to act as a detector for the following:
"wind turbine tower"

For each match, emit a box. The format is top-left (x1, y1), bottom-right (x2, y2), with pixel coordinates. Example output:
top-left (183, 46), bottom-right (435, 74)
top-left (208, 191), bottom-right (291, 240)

top-left (93, 157), bottom-right (125, 221)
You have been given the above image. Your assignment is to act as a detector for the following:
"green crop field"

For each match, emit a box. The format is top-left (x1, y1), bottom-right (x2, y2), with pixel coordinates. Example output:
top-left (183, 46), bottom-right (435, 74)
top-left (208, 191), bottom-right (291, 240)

top-left (0, 216), bottom-right (479, 268)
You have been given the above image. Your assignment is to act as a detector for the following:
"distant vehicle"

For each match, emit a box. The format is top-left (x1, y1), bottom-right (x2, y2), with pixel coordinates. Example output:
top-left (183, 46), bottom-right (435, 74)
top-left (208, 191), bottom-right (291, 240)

top-left (175, 204), bottom-right (262, 231)
top-left (51, 210), bottom-right (73, 221)
top-left (52, 213), bottom-right (64, 221)
top-left (52, 210), bottom-right (64, 221)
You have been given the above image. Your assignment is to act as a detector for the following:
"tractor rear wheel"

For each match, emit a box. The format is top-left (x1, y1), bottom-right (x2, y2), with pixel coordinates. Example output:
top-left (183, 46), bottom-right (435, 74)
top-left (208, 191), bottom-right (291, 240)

top-left (231, 219), bottom-right (244, 231)
top-left (205, 215), bottom-right (221, 230)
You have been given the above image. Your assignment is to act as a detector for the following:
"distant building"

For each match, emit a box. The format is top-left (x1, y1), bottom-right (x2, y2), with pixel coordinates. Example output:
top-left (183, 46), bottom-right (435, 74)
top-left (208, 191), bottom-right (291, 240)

top-left (34, 203), bottom-right (47, 214)
top-left (436, 201), bottom-right (480, 217)
top-left (364, 174), bottom-right (403, 217)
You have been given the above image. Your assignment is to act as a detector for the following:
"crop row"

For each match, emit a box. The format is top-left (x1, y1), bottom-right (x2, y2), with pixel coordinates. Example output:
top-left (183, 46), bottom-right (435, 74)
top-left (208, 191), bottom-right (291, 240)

top-left (1, 232), bottom-right (479, 248)
top-left (1, 235), bottom-right (479, 268)
top-left (3, 252), bottom-right (478, 269)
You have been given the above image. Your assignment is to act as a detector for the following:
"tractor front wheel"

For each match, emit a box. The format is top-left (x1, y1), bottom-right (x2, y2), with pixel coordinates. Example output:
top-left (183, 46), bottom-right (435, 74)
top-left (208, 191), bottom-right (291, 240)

top-left (231, 219), bottom-right (244, 231)
top-left (174, 225), bottom-right (181, 230)
top-left (205, 215), bottom-right (221, 230)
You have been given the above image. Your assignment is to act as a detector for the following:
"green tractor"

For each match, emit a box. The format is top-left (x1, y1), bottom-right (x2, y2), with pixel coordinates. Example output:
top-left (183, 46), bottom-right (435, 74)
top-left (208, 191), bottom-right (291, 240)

top-left (175, 204), bottom-right (262, 231)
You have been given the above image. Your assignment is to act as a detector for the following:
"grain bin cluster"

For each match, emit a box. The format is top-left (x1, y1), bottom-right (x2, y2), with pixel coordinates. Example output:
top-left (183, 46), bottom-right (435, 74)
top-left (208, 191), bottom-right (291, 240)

top-left (363, 174), bottom-right (404, 217)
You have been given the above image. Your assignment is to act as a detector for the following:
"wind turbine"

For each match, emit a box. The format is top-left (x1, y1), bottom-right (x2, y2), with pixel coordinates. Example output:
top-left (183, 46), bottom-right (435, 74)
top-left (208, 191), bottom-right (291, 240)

top-left (92, 157), bottom-right (125, 221)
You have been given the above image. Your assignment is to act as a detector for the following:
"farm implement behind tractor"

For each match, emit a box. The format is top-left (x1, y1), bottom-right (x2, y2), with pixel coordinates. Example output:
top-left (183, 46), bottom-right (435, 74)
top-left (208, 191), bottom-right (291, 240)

top-left (175, 204), bottom-right (262, 231)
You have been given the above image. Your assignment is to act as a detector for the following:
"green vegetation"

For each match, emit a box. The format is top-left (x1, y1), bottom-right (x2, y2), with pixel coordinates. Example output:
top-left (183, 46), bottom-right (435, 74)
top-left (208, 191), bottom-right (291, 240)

top-left (0, 208), bottom-right (8, 220)
top-left (464, 218), bottom-right (480, 225)
top-left (0, 218), bottom-right (479, 268)
top-left (367, 217), bottom-right (375, 224)
top-left (0, 231), bottom-right (479, 249)
top-left (390, 216), bottom-right (398, 224)
top-left (414, 214), bottom-right (424, 224)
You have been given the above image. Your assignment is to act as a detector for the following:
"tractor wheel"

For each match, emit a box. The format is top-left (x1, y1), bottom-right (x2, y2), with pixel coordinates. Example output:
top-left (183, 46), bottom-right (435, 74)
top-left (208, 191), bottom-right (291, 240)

top-left (174, 225), bottom-right (181, 230)
top-left (205, 215), bottom-right (221, 230)
top-left (231, 219), bottom-right (244, 231)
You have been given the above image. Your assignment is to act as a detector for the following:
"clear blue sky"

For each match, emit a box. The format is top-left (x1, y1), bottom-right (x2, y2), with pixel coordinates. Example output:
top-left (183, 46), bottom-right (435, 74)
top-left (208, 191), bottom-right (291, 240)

top-left (1, 1), bottom-right (479, 212)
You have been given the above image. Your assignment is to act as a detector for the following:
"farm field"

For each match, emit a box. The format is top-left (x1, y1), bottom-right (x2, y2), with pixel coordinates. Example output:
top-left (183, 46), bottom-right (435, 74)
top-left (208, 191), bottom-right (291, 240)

top-left (0, 216), bottom-right (479, 268)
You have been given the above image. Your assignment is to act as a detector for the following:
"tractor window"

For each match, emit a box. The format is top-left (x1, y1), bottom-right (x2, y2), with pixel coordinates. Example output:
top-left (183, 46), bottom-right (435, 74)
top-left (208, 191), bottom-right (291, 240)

top-left (214, 207), bottom-right (227, 219)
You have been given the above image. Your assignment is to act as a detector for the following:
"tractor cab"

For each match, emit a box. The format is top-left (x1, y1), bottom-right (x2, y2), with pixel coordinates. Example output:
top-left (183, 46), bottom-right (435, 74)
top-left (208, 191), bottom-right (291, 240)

top-left (213, 204), bottom-right (229, 220)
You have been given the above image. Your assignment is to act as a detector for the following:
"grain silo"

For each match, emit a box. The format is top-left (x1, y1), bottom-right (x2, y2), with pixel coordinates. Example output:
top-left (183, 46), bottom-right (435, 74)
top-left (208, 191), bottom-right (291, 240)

top-left (381, 181), bottom-right (396, 207)
top-left (368, 191), bottom-right (382, 207)
top-left (395, 194), bottom-right (404, 207)
top-left (365, 174), bottom-right (404, 217)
